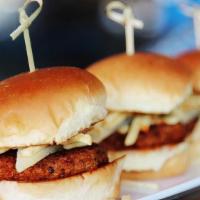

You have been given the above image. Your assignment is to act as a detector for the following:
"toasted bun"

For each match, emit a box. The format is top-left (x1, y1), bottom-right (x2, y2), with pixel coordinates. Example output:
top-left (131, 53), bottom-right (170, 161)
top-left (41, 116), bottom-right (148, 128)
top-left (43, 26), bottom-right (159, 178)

top-left (190, 140), bottom-right (200, 165)
top-left (0, 67), bottom-right (107, 147)
top-left (0, 157), bottom-right (124, 200)
top-left (176, 50), bottom-right (200, 92)
top-left (121, 148), bottom-right (189, 180)
top-left (108, 142), bottom-right (189, 180)
top-left (88, 53), bottom-right (192, 114)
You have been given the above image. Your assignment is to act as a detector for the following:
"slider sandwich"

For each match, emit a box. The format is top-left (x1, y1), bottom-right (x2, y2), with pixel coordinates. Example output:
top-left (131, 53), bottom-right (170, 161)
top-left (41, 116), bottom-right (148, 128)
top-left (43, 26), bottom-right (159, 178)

top-left (88, 53), bottom-right (197, 180)
top-left (0, 67), bottom-right (123, 200)
top-left (176, 51), bottom-right (200, 162)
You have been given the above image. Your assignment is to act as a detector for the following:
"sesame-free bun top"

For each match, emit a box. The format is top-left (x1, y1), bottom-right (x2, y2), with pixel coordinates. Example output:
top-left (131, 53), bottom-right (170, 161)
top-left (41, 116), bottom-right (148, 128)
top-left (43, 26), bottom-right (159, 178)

top-left (88, 53), bottom-right (192, 114)
top-left (0, 67), bottom-right (107, 148)
top-left (176, 50), bottom-right (200, 93)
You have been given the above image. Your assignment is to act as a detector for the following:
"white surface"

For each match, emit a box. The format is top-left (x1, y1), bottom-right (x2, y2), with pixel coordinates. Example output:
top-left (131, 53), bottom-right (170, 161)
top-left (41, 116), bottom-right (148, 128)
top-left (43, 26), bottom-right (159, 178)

top-left (122, 162), bottom-right (200, 200)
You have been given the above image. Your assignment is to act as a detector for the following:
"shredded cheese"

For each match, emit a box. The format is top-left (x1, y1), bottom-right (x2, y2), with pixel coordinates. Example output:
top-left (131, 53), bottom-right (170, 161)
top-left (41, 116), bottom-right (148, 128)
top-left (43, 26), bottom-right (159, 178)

top-left (16, 145), bottom-right (61, 173)
top-left (118, 124), bottom-right (129, 134)
top-left (15, 133), bottom-right (92, 172)
top-left (125, 116), bottom-right (153, 146)
top-left (163, 95), bottom-right (200, 125)
top-left (89, 99), bottom-right (199, 147)
top-left (63, 133), bottom-right (92, 150)
top-left (109, 96), bottom-right (200, 146)
top-left (90, 112), bottom-right (129, 143)
top-left (0, 95), bottom-right (198, 173)
top-left (182, 95), bottom-right (200, 109)
top-left (63, 142), bottom-right (90, 150)
top-left (163, 109), bottom-right (199, 125)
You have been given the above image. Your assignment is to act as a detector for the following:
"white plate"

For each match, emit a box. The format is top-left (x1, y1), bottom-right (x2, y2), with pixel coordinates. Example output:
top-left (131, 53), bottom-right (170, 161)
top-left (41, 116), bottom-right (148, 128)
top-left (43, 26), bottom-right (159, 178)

top-left (121, 162), bottom-right (200, 200)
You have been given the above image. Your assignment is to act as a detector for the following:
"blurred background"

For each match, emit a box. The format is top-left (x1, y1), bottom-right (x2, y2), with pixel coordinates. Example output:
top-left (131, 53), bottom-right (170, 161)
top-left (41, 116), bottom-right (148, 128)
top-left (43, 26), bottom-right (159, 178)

top-left (0, 0), bottom-right (199, 78)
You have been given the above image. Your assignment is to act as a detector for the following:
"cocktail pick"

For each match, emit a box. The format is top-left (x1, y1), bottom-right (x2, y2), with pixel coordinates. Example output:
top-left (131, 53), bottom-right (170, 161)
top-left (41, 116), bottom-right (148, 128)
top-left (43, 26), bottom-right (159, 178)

top-left (10, 0), bottom-right (43, 72)
top-left (106, 1), bottom-right (144, 55)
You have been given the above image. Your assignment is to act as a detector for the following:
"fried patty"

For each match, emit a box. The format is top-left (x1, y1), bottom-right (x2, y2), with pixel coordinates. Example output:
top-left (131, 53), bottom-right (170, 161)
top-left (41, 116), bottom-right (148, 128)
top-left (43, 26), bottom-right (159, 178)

top-left (194, 90), bottom-right (200, 95)
top-left (0, 144), bottom-right (108, 182)
top-left (100, 118), bottom-right (197, 150)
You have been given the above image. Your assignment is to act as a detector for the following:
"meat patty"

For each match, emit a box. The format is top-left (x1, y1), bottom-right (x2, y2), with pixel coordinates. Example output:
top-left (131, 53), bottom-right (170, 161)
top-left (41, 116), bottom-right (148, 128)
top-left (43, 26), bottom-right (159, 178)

top-left (0, 144), bottom-right (108, 182)
top-left (194, 90), bottom-right (200, 95)
top-left (101, 118), bottom-right (197, 151)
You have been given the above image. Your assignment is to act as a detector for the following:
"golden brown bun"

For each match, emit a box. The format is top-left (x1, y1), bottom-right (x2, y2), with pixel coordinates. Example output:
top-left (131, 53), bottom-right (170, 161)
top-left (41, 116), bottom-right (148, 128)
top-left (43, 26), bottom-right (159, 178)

top-left (0, 67), bottom-right (107, 148)
top-left (176, 50), bottom-right (200, 93)
top-left (88, 53), bottom-right (192, 114)
top-left (0, 157), bottom-right (124, 200)
top-left (121, 149), bottom-right (189, 180)
top-left (108, 142), bottom-right (189, 180)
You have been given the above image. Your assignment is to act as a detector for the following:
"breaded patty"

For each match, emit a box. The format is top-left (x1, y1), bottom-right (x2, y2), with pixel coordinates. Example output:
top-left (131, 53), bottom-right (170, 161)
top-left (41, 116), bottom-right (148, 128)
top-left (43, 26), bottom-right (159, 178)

top-left (0, 144), bottom-right (108, 182)
top-left (101, 118), bottom-right (197, 150)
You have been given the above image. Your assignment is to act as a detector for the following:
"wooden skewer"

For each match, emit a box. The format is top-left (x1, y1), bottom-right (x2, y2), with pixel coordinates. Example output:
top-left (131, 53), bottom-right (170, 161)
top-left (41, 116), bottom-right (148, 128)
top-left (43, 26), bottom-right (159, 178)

top-left (10, 0), bottom-right (43, 72)
top-left (106, 1), bottom-right (144, 55)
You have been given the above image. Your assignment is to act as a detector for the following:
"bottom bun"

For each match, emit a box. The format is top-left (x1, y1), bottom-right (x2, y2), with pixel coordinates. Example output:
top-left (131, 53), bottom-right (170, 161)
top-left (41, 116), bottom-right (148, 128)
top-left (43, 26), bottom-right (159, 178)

top-left (190, 140), bottom-right (200, 165)
top-left (108, 142), bottom-right (189, 180)
top-left (121, 149), bottom-right (189, 180)
top-left (0, 157), bottom-right (124, 200)
top-left (188, 118), bottom-right (200, 164)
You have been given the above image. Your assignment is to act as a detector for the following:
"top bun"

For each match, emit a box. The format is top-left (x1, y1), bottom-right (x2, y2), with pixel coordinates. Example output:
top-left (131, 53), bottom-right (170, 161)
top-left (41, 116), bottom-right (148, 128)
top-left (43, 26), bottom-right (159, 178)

top-left (88, 53), bottom-right (192, 114)
top-left (176, 50), bottom-right (200, 93)
top-left (0, 67), bottom-right (106, 148)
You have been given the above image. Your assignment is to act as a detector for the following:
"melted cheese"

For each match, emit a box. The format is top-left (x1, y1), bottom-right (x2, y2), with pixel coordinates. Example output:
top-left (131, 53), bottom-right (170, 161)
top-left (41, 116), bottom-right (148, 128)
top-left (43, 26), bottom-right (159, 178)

top-left (108, 142), bottom-right (188, 171)
top-left (16, 145), bottom-right (61, 173)
top-left (63, 133), bottom-right (92, 150)
top-left (125, 116), bottom-right (153, 146)
top-left (90, 112), bottom-right (129, 143)
top-left (123, 107), bottom-right (199, 146)
top-left (163, 95), bottom-right (200, 125)
top-left (105, 95), bottom-right (200, 146)
top-left (82, 95), bottom-right (200, 147)
top-left (118, 124), bottom-right (129, 134)
top-left (16, 133), bottom-right (92, 172)
top-left (182, 95), bottom-right (200, 109)
top-left (163, 108), bottom-right (199, 125)
top-left (3, 96), bottom-right (199, 173)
